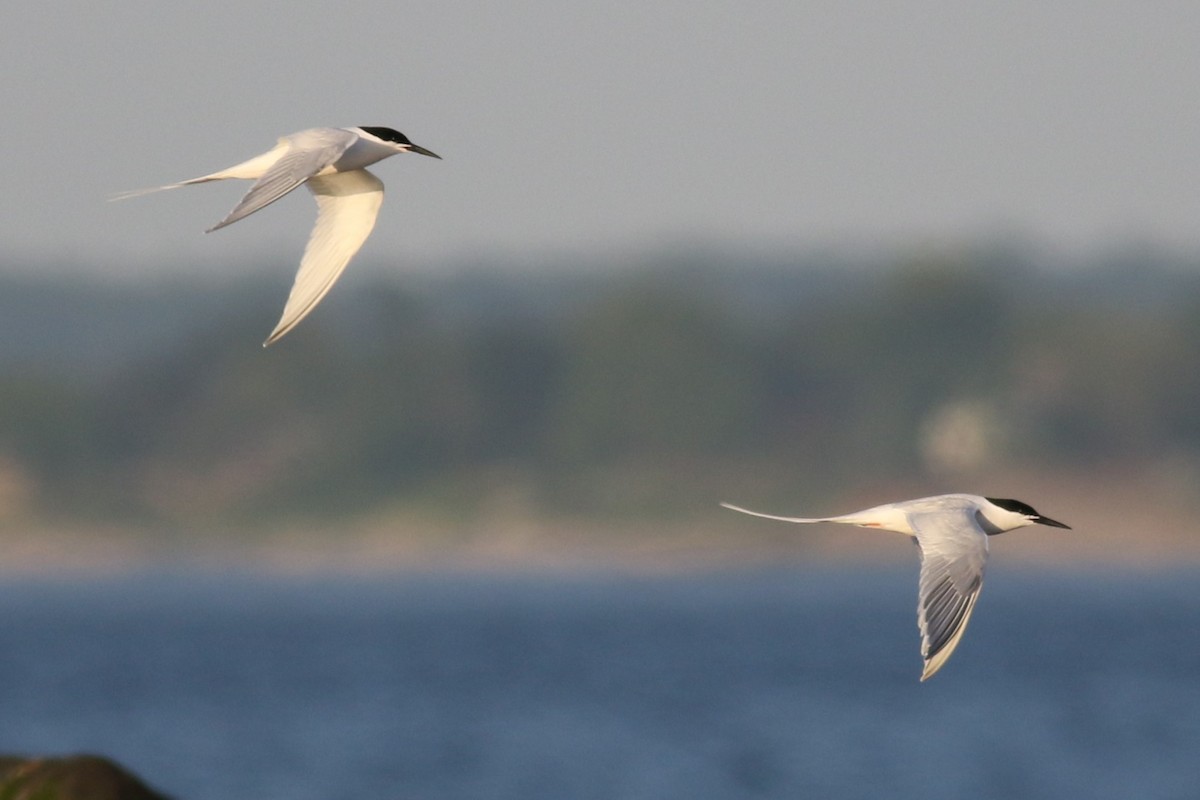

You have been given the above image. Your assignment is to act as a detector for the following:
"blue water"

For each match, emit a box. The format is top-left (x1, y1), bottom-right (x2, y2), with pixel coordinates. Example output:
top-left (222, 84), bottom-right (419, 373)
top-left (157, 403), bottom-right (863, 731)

top-left (0, 566), bottom-right (1196, 800)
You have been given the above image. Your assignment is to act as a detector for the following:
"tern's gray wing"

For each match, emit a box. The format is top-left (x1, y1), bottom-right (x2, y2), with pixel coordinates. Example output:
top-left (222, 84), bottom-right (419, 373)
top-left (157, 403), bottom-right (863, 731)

top-left (910, 508), bottom-right (989, 681)
top-left (206, 129), bottom-right (359, 233)
top-left (263, 168), bottom-right (384, 346)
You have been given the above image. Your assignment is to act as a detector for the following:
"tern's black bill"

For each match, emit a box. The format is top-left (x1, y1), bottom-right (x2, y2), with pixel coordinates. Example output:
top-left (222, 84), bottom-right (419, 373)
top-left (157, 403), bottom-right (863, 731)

top-left (1035, 515), bottom-right (1071, 529)
top-left (408, 143), bottom-right (442, 159)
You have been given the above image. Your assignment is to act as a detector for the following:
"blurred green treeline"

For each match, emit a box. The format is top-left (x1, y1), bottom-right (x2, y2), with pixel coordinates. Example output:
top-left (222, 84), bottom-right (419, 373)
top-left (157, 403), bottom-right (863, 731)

top-left (1, 244), bottom-right (1198, 526)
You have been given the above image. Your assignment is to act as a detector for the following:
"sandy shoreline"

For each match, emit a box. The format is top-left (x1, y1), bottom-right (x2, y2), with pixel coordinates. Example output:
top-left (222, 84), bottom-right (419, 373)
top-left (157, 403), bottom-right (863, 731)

top-left (1, 512), bottom-right (1196, 578)
top-left (1, 465), bottom-right (1197, 576)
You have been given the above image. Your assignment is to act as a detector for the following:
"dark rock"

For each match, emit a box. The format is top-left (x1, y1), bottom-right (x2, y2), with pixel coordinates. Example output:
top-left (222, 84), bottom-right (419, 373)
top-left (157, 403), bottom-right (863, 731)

top-left (0, 754), bottom-right (172, 800)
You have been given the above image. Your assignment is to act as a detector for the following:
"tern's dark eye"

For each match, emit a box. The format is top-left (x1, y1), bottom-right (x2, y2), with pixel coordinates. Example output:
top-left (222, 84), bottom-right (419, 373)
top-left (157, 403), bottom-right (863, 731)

top-left (360, 126), bottom-right (412, 146)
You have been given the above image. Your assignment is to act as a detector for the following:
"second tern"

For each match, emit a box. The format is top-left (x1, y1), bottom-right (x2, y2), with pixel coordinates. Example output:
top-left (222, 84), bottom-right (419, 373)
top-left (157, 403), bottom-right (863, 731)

top-left (720, 494), bottom-right (1070, 680)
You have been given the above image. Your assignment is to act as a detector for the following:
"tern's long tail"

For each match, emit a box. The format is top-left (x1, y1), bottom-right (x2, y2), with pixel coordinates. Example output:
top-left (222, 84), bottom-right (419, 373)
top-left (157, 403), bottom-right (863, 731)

top-left (108, 175), bottom-right (222, 202)
top-left (719, 502), bottom-right (836, 524)
top-left (110, 141), bottom-right (288, 203)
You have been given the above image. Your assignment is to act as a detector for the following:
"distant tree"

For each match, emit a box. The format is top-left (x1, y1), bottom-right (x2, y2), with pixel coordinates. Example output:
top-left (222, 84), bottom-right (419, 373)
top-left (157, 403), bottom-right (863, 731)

top-left (544, 281), bottom-right (761, 464)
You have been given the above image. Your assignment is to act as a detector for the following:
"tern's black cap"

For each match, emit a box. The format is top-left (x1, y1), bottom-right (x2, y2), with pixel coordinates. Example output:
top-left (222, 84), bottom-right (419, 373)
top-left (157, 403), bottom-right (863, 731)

top-left (358, 127), bottom-right (440, 158)
top-left (359, 126), bottom-right (413, 145)
top-left (986, 497), bottom-right (1071, 529)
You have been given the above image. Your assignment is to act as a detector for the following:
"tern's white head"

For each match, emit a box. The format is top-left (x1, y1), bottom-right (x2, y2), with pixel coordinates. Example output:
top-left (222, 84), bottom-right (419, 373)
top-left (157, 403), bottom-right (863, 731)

top-left (978, 497), bottom-right (1072, 534)
top-left (354, 126), bottom-right (442, 159)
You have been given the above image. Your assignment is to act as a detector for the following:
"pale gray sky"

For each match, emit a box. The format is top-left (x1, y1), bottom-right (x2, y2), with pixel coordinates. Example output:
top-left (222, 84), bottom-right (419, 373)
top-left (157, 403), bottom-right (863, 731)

top-left (4, 1), bottom-right (1200, 278)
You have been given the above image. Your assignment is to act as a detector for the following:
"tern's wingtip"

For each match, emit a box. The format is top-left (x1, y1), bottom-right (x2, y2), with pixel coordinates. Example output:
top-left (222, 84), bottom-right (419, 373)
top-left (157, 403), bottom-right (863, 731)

top-left (263, 324), bottom-right (290, 347)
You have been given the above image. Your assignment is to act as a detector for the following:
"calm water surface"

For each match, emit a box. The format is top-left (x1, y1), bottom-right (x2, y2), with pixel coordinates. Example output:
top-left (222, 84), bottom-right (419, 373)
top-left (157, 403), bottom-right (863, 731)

top-left (0, 566), bottom-right (1196, 799)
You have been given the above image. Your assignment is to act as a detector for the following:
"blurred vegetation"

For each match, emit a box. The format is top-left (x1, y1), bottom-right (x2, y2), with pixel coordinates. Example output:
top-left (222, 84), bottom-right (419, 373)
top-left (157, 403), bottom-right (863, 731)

top-left (0, 245), bottom-right (1198, 529)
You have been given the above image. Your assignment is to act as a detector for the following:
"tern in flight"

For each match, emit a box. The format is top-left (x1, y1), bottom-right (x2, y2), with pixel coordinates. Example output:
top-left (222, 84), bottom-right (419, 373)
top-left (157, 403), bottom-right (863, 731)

top-left (720, 494), bottom-right (1070, 680)
top-left (114, 126), bottom-right (440, 345)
